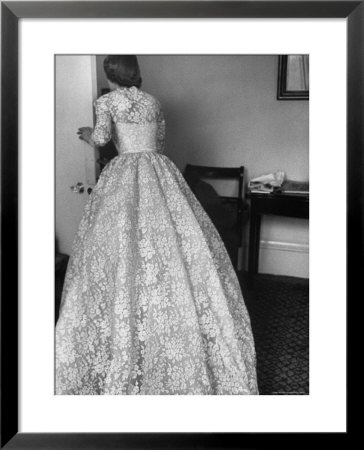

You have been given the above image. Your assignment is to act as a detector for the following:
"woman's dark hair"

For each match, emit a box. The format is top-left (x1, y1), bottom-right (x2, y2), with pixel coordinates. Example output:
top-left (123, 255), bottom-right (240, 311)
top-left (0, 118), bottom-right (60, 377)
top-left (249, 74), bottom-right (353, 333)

top-left (103, 55), bottom-right (142, 88)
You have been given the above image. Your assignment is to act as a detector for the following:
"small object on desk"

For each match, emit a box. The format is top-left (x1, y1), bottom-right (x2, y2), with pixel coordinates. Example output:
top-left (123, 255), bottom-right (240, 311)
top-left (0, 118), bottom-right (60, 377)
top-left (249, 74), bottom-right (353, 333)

top-left (248, 170), bottom-right (286, 194)
top-left (281, 180), bottom-right (309, 195)
top-left (249, 188), bottom-right (274, 194)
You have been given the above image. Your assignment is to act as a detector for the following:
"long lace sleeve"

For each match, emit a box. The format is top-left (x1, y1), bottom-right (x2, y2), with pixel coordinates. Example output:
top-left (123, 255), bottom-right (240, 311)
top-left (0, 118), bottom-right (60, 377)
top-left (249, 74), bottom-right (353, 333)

top-left (156, 107), bottom-right (166, 153)
top-left (90, 97), bottom-right (112, 147)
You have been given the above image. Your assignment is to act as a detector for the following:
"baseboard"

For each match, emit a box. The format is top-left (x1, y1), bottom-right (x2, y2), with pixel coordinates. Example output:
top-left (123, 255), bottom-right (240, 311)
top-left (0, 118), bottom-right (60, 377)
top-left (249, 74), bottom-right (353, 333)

top-left (240, 239), bottom-right (309, 278)
top-left (259, 239), bottom-right (309, 254)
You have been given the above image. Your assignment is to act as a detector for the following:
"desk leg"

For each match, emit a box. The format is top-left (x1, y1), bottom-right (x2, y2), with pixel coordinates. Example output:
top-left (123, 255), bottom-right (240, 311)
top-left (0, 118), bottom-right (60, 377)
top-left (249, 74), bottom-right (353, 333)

top-left (248, 212), bottom-right (261, 276)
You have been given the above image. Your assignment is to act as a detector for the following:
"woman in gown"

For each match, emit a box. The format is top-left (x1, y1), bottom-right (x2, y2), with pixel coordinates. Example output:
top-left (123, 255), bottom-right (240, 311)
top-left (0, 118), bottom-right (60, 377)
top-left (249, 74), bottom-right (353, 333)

top-left (56, 55), bottom-right (258, 395)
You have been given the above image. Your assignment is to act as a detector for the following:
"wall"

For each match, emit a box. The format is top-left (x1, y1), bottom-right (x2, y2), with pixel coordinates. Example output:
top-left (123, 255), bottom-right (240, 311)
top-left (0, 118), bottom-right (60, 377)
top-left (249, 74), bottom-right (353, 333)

top-left (97, 55), bottom-right (309, 278)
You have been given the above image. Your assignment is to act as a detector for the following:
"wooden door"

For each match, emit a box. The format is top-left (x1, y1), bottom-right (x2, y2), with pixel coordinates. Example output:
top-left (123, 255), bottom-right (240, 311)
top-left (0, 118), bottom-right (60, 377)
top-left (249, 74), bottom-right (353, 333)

top-left (55, 55), bottom-right (98, 255)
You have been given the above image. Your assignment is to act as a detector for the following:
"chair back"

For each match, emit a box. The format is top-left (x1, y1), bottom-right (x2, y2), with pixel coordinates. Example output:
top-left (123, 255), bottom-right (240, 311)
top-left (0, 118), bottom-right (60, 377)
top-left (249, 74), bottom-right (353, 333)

top-left (184, 163), bottom-right (245, 221)
top-left (184, 164), bottom-right (245, 268)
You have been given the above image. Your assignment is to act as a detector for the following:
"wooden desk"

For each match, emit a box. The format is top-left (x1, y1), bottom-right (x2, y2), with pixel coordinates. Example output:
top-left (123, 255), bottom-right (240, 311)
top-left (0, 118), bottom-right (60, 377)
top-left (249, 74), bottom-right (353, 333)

top-left (247, 192), bottom-right (309, 275)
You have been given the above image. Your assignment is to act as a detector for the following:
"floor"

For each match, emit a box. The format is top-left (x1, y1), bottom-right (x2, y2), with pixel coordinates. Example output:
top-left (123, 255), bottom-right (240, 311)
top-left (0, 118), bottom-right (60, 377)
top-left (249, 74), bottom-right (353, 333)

top-left (240, 272), bottom-right (309, 395)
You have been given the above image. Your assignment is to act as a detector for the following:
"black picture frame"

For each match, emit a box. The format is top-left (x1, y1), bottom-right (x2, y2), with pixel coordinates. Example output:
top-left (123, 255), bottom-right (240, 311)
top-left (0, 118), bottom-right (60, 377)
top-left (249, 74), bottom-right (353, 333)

top-left (277, 54), bottom-right (309, 100)
top-left (1, 1), bottom-right (359, 448)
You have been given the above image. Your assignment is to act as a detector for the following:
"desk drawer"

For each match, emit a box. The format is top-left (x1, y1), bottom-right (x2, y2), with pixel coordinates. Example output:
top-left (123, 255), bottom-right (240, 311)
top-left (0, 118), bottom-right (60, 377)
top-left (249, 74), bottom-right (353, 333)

top-left (250, 196), bottom-right (309, 219)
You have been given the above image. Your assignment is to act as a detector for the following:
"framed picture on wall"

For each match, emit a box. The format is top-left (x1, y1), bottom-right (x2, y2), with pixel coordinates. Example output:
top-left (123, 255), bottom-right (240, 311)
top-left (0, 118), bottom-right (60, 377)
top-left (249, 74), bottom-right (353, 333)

top-left (1, 0), bottom-right (357, 448)
top-left (277, 55), bottom-right (309, 100)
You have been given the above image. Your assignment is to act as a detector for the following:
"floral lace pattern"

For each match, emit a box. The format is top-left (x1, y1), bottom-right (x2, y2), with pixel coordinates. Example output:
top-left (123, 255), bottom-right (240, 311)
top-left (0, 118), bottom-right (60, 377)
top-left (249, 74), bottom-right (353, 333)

top-left (56, 88), bottom-right (258, 395)
top-left (90, 87), bottom-right (165, 153)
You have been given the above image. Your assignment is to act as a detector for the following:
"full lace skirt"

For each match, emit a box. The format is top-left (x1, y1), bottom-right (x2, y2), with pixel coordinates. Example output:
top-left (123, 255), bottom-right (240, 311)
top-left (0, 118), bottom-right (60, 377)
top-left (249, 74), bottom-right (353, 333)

top-left (56, 153), bottom-right (258, 395)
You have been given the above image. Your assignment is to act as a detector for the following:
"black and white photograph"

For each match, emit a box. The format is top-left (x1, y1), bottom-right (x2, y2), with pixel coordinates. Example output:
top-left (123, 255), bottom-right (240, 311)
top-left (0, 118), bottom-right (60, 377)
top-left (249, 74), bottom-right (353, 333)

top-left (1, 1), bottom-right (353, 444)
top-left (55, 54), bottom-right (309, 396)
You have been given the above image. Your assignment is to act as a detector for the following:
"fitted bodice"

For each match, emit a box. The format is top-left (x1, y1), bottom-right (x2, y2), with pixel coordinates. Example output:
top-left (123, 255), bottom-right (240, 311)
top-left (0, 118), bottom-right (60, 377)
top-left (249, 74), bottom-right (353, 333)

top-left (91, 87), bottom-right (165, 154)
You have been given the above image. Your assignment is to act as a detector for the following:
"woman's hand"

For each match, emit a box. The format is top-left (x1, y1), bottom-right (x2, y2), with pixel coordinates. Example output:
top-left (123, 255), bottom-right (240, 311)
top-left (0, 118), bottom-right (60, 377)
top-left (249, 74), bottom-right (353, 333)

top-left (77, 127), bottom-right (93, 145)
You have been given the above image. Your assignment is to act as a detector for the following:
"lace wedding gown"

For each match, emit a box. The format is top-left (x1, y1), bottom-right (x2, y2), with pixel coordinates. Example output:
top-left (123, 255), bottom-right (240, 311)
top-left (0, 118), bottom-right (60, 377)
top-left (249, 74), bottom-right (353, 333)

top-left (56, 86), bottom-right (258, 395)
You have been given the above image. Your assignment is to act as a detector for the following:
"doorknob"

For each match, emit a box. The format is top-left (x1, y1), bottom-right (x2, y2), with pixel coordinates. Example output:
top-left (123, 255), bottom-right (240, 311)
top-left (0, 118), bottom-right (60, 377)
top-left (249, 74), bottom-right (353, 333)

top-left (70, 182), bottom-right (85, 194)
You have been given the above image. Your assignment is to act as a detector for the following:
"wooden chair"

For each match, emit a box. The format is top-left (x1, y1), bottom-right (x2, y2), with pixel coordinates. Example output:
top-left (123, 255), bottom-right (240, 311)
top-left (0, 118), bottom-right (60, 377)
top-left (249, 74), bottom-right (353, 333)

top-left (184, 164), bottom-right (246, 270)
